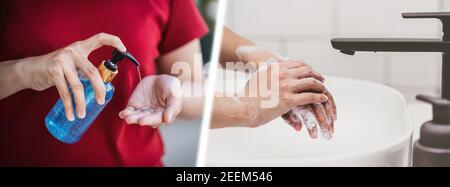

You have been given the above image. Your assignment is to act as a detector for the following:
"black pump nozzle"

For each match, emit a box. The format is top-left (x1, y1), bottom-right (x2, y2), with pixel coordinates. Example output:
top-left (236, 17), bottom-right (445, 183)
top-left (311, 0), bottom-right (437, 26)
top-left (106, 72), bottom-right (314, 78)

top-left (104, 49), bottom-right (140, 71)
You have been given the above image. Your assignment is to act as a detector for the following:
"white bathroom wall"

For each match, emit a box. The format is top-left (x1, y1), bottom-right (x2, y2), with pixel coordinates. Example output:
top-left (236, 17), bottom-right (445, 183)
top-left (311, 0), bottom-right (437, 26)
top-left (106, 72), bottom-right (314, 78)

top-left (225, 0), bottom-right (446, 101)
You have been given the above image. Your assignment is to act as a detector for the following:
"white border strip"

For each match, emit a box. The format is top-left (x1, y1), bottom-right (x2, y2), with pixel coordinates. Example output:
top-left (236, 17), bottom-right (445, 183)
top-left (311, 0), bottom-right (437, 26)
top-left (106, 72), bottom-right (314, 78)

top-left (196, 0), bottom-right (227, 167)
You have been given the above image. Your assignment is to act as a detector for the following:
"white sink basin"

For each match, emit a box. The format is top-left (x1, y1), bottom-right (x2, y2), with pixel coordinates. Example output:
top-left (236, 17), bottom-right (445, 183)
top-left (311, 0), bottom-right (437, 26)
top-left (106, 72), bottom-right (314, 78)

top-left (206, 74), bottom-right (413, 166)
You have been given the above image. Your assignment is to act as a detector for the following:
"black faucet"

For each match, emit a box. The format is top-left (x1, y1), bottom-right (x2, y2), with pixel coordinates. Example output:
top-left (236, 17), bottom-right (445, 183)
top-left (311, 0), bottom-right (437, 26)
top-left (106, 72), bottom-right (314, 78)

top-left (331, 12), bottom-right (450, 167)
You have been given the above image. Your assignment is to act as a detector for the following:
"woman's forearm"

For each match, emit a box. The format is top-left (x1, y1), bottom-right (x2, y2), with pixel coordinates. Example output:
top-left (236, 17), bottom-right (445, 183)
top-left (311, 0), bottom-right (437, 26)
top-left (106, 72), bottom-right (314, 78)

top-left (210, 93), bottom-right (249, 129)
top-left (220, 27), bottom-right (283, 66)
top-left (178, 80), bottom-right (204, 120)
top-left (0, 59), bottom-right (29, 100)
top-left (220, 27), bottom-right (255, 64)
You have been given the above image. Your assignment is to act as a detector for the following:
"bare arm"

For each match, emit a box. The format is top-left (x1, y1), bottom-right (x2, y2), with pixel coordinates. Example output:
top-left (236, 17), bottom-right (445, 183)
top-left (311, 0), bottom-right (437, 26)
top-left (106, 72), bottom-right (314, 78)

top-left (220, 27), bottom-right (280, 65)
top-left (220, 27), bottom-right (255, 64)
top-left (157, 39), bottom-right (204, 120)
top-left (0, 59), bottom-right (28, 100)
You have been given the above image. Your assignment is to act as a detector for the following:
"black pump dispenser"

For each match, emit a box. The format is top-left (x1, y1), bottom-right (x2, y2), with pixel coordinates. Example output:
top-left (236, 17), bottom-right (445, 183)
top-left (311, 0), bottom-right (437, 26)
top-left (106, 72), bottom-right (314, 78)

top-left (98, 49), bottom-right (141, 83)
top-left (104, 49), bottom-right (140, 71)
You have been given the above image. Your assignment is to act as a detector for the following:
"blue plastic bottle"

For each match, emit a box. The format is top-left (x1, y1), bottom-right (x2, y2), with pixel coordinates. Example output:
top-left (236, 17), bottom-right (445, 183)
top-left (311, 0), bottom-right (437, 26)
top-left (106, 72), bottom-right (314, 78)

top-left (45, 49), bottom-right (140, 144)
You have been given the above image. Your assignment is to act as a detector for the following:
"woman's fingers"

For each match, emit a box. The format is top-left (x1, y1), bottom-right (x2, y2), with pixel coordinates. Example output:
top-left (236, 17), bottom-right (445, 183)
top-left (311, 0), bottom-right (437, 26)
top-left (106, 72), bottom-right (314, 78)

top-left (51, 66), bottom-right (75, 121)
top-left (289, 66), bottom-right (324, 82)
top-left (39, 33), bottom-right (129, 122)
top-left (74, 56), bottom-right (106, 105)
top-left (323, 101), bottom-right (335, 133)
top-left (62, 63), bottom-right (86, 119)
top-left (294, 105), bottom-right (318, 139)
top-left (307, 125), bottom-right (318, 139)
top-left (289, 77), bottom-right (325, 93)
top-left (119, 106), bottom-right (139, 119)
top-left (282, 111), bottom-right (302, 131)
top-left (324, 90), bottom-right (337, 120)
top-left (123, 111), bottom-right (150, 125)
top-left (311, 103), bottom-right (332, 140)
top-left (277, 61), bottom-right (324, 81)
top-left (288, 93), bottom-right (328, 107)
top-left (82, 33), bottom-right (127, 53)
top-left (278, 61), bottom-right (308, 69)
top-left (76, 33), bottom-right (128, 105)
top-left (120, 107), bottom-right (165, 127)
top-left (138, 112), bottom-right (165, 127)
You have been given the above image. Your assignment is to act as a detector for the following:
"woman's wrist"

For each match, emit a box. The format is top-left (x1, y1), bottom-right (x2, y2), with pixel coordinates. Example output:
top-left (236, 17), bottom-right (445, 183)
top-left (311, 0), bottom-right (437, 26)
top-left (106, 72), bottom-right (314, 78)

top-left (13, 57), bottom-right (35, 91)
top-left (235, 45), bottom-right (283, 64)
top-left (211, 93), bottom-right (254, 128)
top-left (0, 59), bottom-right (31, 99)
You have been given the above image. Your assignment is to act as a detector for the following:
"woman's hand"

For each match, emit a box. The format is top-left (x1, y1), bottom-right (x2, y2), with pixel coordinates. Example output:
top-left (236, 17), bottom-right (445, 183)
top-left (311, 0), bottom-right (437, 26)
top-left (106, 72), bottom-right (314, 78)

top-left (282, 90), bottom-right (337, 139)
top-left (19, 33), bottom-right (127, 121)
top-left (236, 61), bottom-right (328, 127)
top-left (119, 75), bottom-right (183, 128)
top-left (280, 63), bottom-right (337, 139)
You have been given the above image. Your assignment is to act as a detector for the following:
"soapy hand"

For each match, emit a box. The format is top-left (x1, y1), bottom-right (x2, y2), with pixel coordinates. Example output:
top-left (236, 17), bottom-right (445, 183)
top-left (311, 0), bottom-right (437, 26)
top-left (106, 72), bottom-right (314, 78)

top-left (234, 46), bottom-right (337, 139)
top-left (20, 33), bottom-right (127, 121)
top-left (280, 62), bottom-right (337, 139)
top-left (236, 61), bottom-right (329, 127)
top-left (282, 90), bottom-right (337, 139)
top-left (119, 75), bottom-right (183, 128)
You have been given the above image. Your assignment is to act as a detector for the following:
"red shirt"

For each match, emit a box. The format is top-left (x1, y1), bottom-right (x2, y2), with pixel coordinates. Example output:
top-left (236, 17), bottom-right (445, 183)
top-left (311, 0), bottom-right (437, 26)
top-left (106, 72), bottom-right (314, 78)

top-left (0, 0), bottom-right (208, 166)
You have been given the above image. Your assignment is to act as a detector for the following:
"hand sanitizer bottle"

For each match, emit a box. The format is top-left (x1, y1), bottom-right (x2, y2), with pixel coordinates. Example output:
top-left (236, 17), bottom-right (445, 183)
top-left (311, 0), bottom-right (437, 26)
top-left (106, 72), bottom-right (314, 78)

top-left (45, 49), bottom-right (140, 144)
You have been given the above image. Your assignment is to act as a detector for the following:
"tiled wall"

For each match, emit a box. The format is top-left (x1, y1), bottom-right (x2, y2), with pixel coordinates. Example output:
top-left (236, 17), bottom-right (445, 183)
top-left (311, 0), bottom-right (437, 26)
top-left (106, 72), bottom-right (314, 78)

top-left (225, 0), bottom-right (448, 100)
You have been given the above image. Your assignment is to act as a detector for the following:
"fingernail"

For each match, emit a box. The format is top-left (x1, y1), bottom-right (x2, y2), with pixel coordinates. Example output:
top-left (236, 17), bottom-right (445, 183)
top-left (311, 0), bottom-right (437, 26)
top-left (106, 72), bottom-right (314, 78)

top-left (97, 98), bottom-right (105, 105)
top-left (68, 115), bottom-right (75, 121)
top-left (310, 127), bottom-right (318, 139)
top-left (120, 46), bottom-right (127, 52)
top-left (322, 95), bottom-right (329, 102)
top-left (78, 112), bottom-right (86, 119)
top-left (320, 128), bottom-right (332, 140)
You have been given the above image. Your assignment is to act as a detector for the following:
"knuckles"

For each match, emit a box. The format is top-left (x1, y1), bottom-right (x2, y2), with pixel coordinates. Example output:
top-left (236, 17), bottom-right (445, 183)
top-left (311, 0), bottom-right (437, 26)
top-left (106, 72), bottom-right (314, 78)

top-left (279, 82), bottom-right (290, 91)
top-left (60, 90), bottom-right (72, 101)
top-left (60, 46), bottom-right (77, 57)
top-left (278, 70), bottom-right (288, 80)
top-left (85, 66), bottom-right (99, 76)
top-left (47, 65), bottom-right (62, 78)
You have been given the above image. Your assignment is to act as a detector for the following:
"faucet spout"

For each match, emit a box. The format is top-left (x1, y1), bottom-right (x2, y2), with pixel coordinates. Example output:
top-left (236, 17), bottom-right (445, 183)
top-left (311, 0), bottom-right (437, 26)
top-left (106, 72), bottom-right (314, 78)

top-left (331, 38), bottom-right (449, 54)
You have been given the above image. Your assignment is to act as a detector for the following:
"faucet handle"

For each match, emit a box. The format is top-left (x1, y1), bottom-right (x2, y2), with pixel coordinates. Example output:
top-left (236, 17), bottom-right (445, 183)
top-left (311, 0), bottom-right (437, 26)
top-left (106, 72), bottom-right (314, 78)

top-left (417, 94), bottom-right (450, 124)
top-left (403, 12), bottom-right (450, 40)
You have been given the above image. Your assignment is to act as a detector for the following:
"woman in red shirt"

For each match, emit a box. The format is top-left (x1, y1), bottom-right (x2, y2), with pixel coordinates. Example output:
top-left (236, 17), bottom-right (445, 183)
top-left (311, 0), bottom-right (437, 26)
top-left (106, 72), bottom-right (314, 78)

top-left (0, 0), bottom-right (208, 166)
